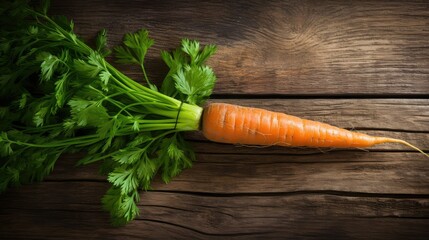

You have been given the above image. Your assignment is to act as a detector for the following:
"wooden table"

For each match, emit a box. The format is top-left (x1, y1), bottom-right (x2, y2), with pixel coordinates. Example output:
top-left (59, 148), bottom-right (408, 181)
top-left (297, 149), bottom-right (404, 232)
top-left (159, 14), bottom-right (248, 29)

top-left (1, 1), bottom-right (428, 239)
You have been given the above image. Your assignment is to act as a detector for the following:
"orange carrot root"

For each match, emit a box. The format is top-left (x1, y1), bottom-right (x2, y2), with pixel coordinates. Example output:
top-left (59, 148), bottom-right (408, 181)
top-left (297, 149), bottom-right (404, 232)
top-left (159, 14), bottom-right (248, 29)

top-left (202, 103), bottom-right (428, 158)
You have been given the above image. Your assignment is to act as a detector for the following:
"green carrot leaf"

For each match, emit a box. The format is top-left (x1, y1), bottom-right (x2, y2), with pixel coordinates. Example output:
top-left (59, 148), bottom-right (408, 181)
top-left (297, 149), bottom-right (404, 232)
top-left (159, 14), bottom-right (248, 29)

top-left (54, 72), bottom-right (69, 107)
top-left (114, 29), bottom-right (154, 65)
top-left (174, 65), bottom-right (216, 105)
top-left (161, 40), bottom-right (217, 104)
top-left (96, 29), bottom-right (110, 56)
top-left (159, 134), bottom-right (194, 183)
top-left (112, 148), bottom-right (144, 165)
top-left (40, 53), bottom-right (60, 81)
top-left (181, 39), bottom-right (200, 64)
top-left (108, 166), bottom-right (139, 195)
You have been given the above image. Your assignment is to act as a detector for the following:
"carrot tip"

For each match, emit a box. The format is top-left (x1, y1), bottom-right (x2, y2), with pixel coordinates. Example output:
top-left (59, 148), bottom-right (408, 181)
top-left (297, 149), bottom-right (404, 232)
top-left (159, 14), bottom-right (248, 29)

top-left (382, 138), bottom-right (429, 158)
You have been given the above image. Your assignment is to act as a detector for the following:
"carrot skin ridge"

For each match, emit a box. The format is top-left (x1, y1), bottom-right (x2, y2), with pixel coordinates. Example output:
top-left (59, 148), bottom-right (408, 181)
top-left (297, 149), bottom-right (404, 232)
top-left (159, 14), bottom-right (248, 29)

top-left (201, 103), bottom-right (428, 158)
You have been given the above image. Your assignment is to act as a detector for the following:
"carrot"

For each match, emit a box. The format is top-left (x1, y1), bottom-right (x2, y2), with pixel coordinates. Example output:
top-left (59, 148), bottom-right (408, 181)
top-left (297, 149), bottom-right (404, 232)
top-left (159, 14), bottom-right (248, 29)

top-left (202, 103), bottom-right (429, 157)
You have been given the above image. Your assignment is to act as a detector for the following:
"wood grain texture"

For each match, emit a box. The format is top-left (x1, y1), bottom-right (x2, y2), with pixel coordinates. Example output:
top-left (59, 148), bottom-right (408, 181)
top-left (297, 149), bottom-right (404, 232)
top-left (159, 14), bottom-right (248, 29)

top-left (1, 154), bottom-right (429, 239)
top-left (1, 183), bottom-right (429, 239)
top-left (38, 152), bottom-right (429, 194)
top-left (1, 0), bottom-right (429, 239)
top-left (49, 0), bottom-right (429, 95)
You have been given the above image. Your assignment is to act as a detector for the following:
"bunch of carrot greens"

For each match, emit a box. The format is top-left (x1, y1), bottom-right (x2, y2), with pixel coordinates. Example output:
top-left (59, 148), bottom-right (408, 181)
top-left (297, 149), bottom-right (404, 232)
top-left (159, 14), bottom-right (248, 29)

top-left (0, 0), bottom-right (216, 225)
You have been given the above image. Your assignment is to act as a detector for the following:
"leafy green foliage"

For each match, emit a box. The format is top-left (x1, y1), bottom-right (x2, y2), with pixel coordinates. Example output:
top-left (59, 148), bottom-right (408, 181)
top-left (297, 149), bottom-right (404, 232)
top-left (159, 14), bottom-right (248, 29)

top-left (0, 0), bottom-right (217, 226)
top-left (96, 29), bottom-right (110, 56)
top-left (114, 29), bottom-right (154, 65)
top-left (114, 29), bottom-right (157, 90)
top-left (108, 166), bottom-right (139, 195)
top-left (181, 39), bottom-right (217, 66)
top-left (102, 187), bottom-right (140, 226)
top-left (174, 65), bottom-right (216, 105)
top-left (160, 133), bottom-right (194, 183)
top-left (160, 39), bottom-right (217, 105)
top-left (40, 53), bottom-right (61, 81)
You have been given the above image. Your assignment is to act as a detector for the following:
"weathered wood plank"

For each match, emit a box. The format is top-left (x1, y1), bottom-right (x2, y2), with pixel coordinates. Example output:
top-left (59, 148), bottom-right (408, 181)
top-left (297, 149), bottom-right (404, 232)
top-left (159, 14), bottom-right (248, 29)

top-left (43, 152), bottom-right (429, 195)
top-left (1, 183), bottom-right (428, 239)
top-left (50, 0), bottom-right (429, 95)
top-left (2, 208), bottom-right (428, 239)
top-left (158, 153), bottom-right (429, 194)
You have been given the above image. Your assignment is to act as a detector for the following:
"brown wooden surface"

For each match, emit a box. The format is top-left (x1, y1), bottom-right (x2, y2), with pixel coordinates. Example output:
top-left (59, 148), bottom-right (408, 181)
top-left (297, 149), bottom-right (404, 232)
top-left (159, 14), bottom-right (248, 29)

top-left (1, 0), bottom-right (429, 239)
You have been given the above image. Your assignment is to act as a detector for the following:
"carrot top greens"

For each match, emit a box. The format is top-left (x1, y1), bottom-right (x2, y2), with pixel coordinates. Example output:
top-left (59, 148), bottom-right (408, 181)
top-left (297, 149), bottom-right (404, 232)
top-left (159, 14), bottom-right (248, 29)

top-left (0, 0), bottom-right (216, 225)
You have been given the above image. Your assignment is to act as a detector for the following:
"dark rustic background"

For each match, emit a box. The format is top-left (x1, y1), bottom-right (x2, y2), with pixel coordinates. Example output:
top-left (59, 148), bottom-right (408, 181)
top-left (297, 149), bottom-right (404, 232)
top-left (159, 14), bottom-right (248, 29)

top-left (1, 0), bottom-right (429, 239)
